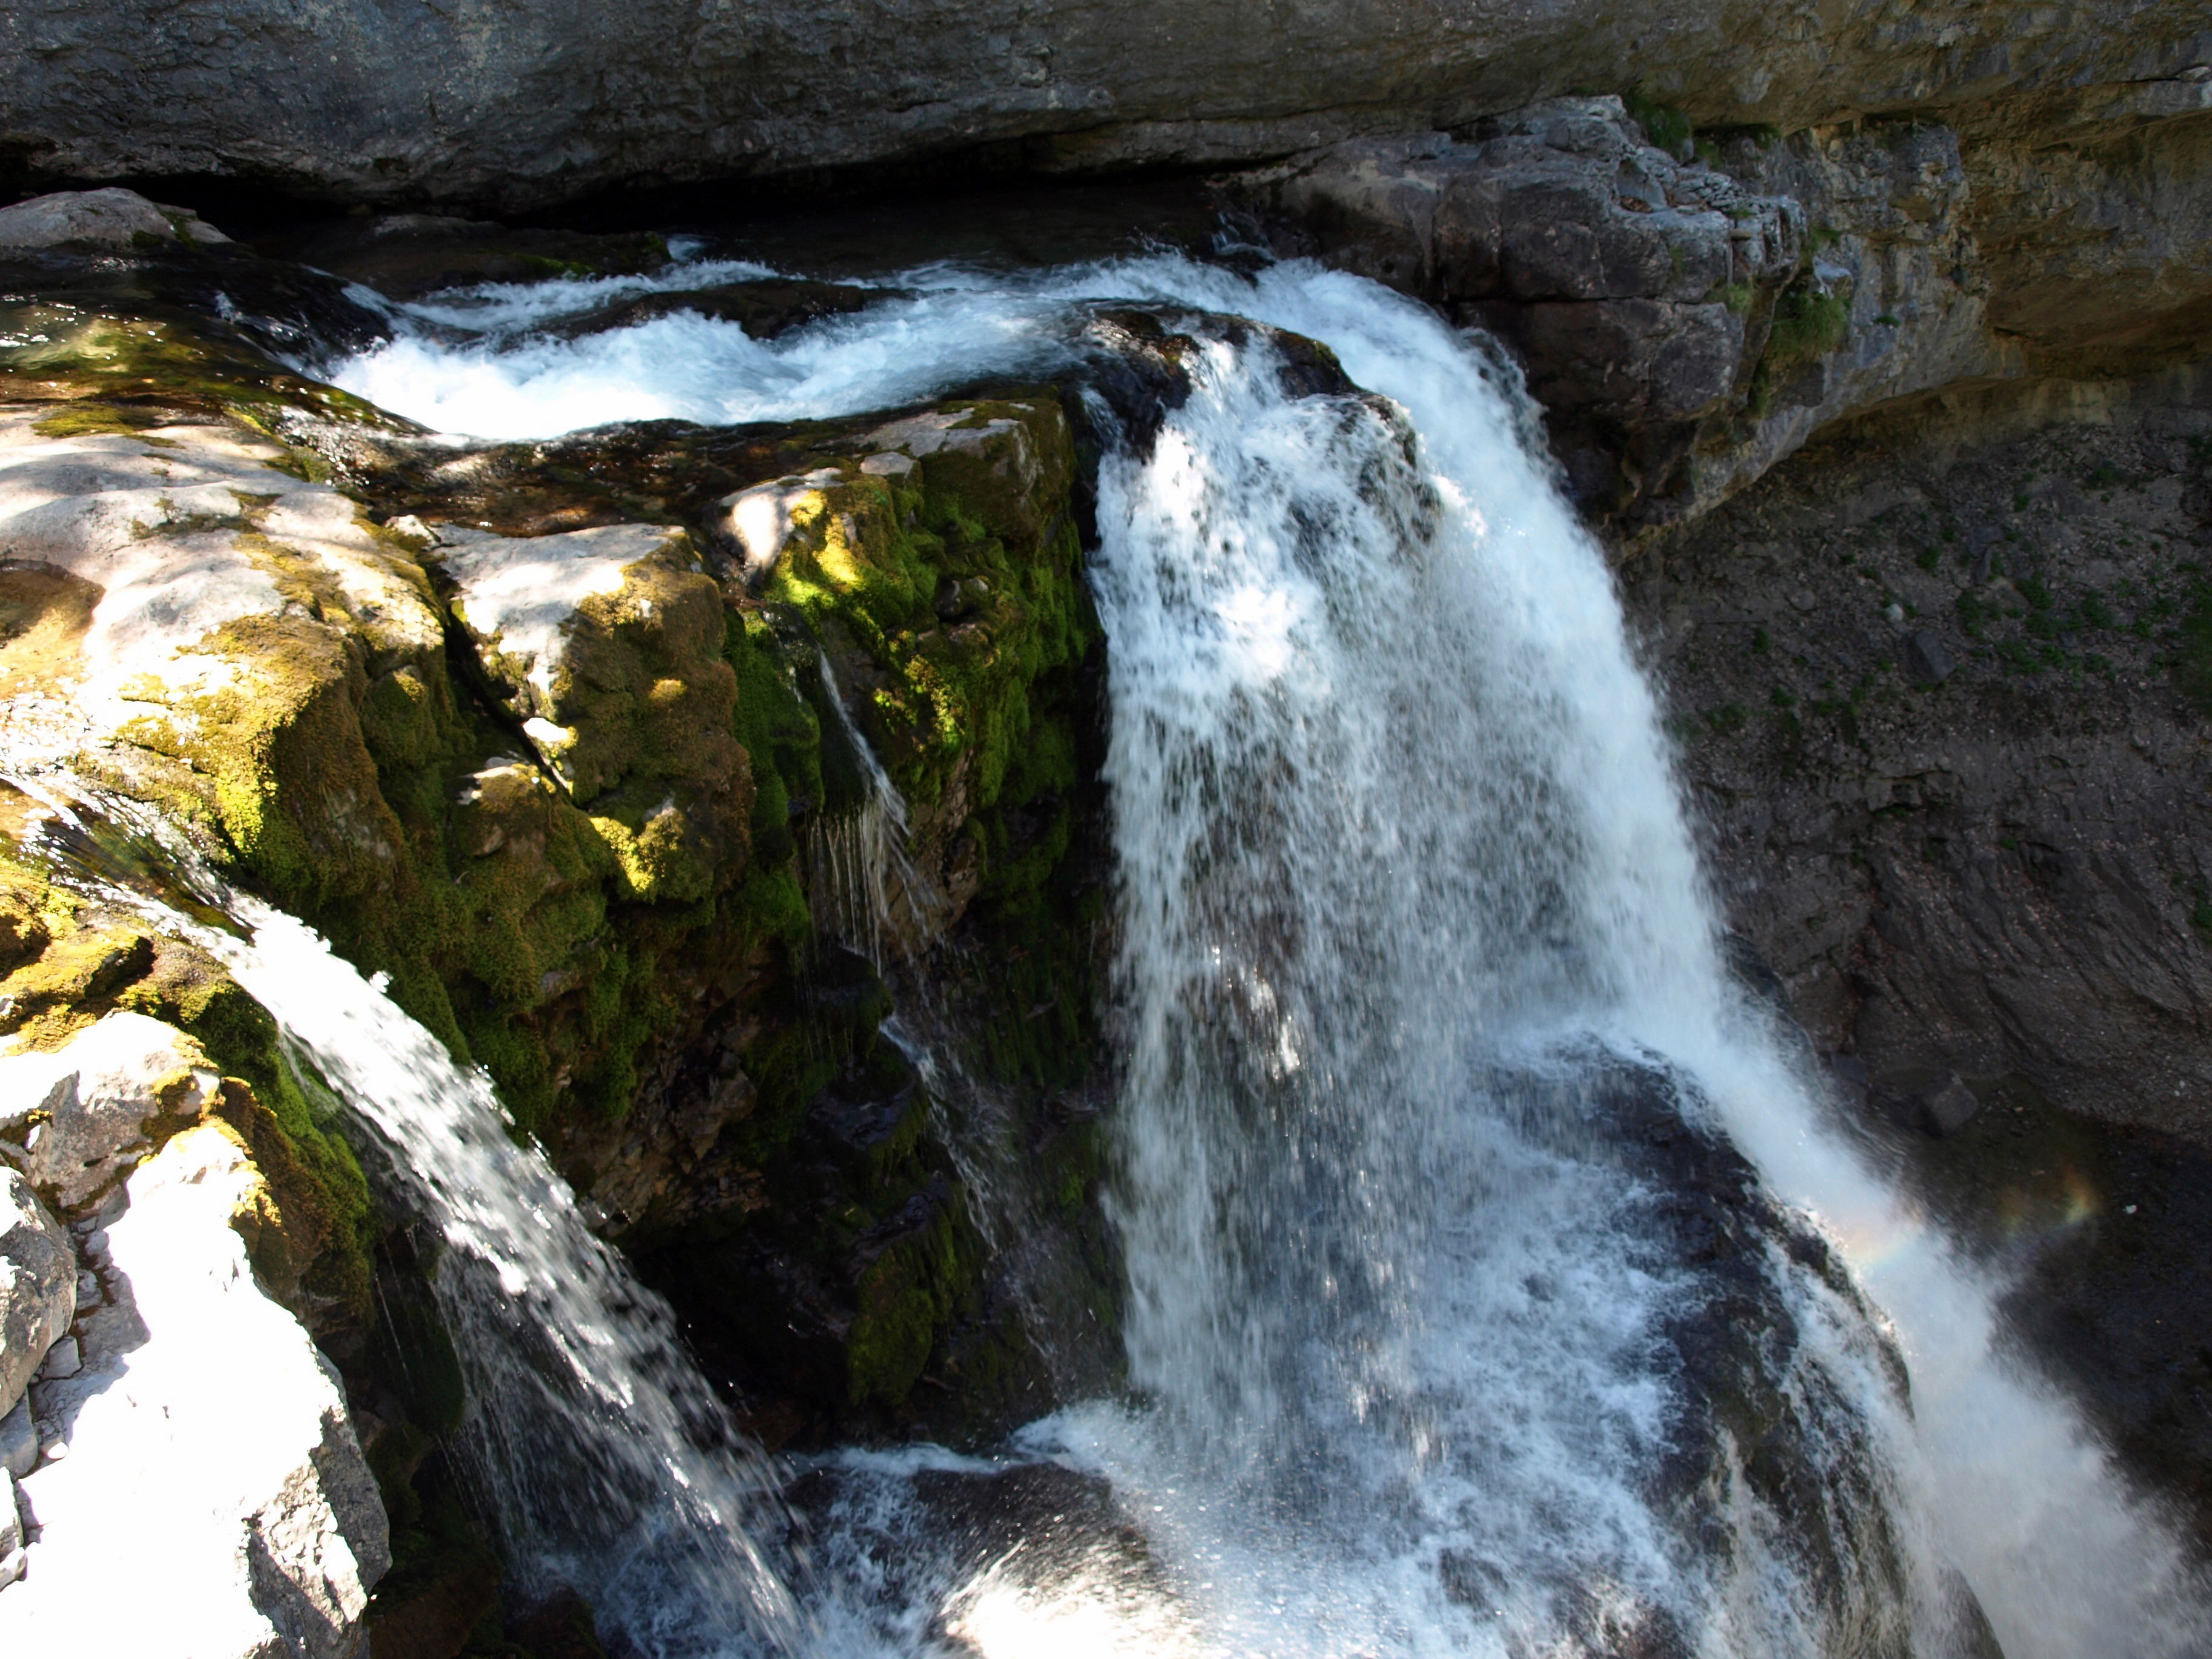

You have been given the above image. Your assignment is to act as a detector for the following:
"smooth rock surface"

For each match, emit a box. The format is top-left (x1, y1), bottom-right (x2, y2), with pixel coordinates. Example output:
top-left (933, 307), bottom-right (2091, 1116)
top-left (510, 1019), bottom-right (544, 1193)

top-left (0, 1170), bottom-right (70, 1418)
top-left (0, 406), bottom-right (444, 780)
top-left (0, 188), bottom-right (228, 250)
top-left (2, 0), bottom-right (2208, 209)
top-left (0, 1121), bottom-right (387, 1654)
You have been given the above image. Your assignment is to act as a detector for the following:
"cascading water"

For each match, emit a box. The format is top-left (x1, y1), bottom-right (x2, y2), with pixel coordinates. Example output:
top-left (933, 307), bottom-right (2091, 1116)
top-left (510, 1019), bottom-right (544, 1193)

top-left (219, 247), bottom-right (2210, 1655)
top-left (18, 792), bottom-right (801, 1658)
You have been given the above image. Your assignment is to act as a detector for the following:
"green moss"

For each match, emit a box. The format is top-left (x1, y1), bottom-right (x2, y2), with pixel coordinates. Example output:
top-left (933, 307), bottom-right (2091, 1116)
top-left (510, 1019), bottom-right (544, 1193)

top-left (760, 399), bottom-right (1089, 816)
top-left (30, 401), bottom-right (173, 439)
top-left (0, 303), bottom-right (410, 431)
top-left (1748, 284), bottom-right (1851, 418)
top-left (1623, 92), bottom-right (1692, 153)
top-left (847, 1188), bottom-right (981, 1407)
top-left (1766, 286), bottom-right (1851, 370)
top-left (119, 942), bottom-right (377, 1323)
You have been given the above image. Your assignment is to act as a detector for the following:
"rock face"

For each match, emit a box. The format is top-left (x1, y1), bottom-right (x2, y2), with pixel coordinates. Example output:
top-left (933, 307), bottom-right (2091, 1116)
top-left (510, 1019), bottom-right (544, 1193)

top-left (1636, 363), bottom-right (2212, 1141)
top-left (0, 0), bottom-right (2207, 209)
top-left (1245, 88), bottom-right (2212, 536)
top-left (0, 219), bottom-right (1117, 1461)
top-left (0, 1011), bottom-right (220, 1208)
top-left (0, 1115), bottom-right (388, 1657)
top-left (0, 1170), bottom-right (71, 1418)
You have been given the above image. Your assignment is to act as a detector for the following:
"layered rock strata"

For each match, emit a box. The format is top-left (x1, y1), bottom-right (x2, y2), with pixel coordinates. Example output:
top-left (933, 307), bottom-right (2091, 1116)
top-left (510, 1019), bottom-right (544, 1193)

top-left (1, 0), bottom-right (2208, 208)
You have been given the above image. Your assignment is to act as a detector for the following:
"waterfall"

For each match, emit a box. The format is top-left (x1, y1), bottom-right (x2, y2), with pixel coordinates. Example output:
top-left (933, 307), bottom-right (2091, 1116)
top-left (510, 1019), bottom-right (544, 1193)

top-left (306, 250), bottom-right (2212, 1656)
top-left (803, 651), bottom-right (934, 964)
top-left (22, 791), bottom-right (801, 1659)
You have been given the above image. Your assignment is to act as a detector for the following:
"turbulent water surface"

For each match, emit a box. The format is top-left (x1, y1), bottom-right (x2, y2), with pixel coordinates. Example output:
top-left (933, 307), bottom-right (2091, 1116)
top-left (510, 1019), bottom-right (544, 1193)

top-left (226, 249), bottom-right (2212, 1657)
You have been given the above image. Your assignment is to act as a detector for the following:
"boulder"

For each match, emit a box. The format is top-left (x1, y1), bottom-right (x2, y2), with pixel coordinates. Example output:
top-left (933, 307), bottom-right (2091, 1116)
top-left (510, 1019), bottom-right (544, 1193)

top-left (1915, 1072), bottom-right (1983, 1138)
top-left (0, 188), bottom-right (229, 251)
top-left (0, 1011), bottom-right (218, 1211)
top-left (1902, 629), bottom-right (1956, 685)
top-left (0, 1121), bottom-right (387, 1654)
top-left (0, 1170), bottom-right (71, 1418)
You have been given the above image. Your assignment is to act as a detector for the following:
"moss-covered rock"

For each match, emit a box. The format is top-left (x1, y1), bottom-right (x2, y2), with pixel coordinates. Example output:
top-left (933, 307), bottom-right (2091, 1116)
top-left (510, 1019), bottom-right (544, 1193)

top-left (0, 227), bottom-right (1116, 1453)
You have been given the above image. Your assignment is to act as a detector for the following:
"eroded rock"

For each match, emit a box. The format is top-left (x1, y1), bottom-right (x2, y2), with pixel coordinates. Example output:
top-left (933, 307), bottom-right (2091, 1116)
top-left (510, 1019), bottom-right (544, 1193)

top-left (0, 1170), bottom-right (71, 1417)
top-left (0, 1010), bottom-right (216, 1210)
top-left (0, 1120), bottom-right (387, 1654)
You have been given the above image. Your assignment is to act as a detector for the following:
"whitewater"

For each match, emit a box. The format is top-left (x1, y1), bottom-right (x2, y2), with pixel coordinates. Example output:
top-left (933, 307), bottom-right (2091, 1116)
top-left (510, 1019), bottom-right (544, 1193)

top-left (195, 248), bottom-right (2211, 1657)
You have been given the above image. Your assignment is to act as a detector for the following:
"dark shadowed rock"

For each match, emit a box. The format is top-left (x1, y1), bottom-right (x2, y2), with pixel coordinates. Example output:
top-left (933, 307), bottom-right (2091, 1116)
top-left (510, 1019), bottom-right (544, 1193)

top-left (1903, 629), bottom-right (1956, 685)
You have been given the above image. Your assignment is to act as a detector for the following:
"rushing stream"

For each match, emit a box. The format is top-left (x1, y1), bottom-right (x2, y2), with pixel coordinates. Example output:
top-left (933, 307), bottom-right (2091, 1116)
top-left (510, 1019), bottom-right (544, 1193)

top-left (91, 249), bottom-right (2209, 1655)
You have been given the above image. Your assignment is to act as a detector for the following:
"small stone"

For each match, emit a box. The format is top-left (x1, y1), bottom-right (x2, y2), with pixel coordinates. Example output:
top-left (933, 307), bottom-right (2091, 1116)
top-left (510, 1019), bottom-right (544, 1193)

top-left (1902, 629), bottom-right (1956, 685)
top-left (1916, 1073), bottom-right (1982, 1138)
top-left (859, 451), bottom-right (916, 477)
top-left (1789, 589), bottom-right (1817, 612)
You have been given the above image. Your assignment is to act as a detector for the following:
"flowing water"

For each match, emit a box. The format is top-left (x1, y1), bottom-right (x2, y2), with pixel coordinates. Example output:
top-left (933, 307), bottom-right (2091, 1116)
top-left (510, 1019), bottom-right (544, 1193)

top-left (76, 248), bottom-right (2208, 1655)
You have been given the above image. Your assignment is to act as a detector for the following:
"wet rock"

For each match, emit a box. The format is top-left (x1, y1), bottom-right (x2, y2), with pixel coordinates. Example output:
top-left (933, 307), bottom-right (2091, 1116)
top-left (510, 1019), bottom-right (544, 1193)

top-left (546, 278), bottom-right (882, 341)
top-left (0, 1119), bottom-right (387, 1654)
top-left (269, 213), bottom-right (669, 303)
top-left (0, 189), bottom-right (229, 252)
top-left (0, 1170), bottom-right (72, 1416)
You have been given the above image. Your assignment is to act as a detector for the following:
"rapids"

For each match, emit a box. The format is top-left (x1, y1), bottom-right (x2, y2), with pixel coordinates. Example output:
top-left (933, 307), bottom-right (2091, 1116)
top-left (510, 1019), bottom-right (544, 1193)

top-left (238, 249), bottom-right (2212, 1655)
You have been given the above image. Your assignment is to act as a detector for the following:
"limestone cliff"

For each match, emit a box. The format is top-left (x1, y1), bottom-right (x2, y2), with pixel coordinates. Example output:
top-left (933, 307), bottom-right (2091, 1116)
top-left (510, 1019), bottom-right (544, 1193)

top-left (0, 0), bottom-right (2207, 209)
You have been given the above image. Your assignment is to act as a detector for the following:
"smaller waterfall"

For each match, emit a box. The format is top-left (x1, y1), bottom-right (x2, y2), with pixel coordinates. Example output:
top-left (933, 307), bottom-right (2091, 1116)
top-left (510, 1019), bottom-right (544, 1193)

top-left (804, 652), bottom-right (935, 964)
top-left (25, 790), bottom-right (800, 1658)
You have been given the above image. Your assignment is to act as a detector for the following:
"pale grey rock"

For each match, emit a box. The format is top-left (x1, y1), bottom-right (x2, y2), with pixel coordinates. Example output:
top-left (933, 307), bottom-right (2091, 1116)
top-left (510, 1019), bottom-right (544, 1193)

top-left (0, 187), bottom-right (229, 250)
top-left (30, 1336), bottom-right (75, 1382)
top-left (0, 1401), bottom-right (34, 1480)
top-left (720, 469), bottom-right (845, 585)
top-left (0, 0), bottom-right (2206, 209)
top-left (0, 407), bottom-right (444, 782)
top-left (0, 1121), bottom-right (386, 1657)
top-left (0, 1012), bottom-right (216, 1212)
top-left (0, 1170), bottom-right (72, 1419)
